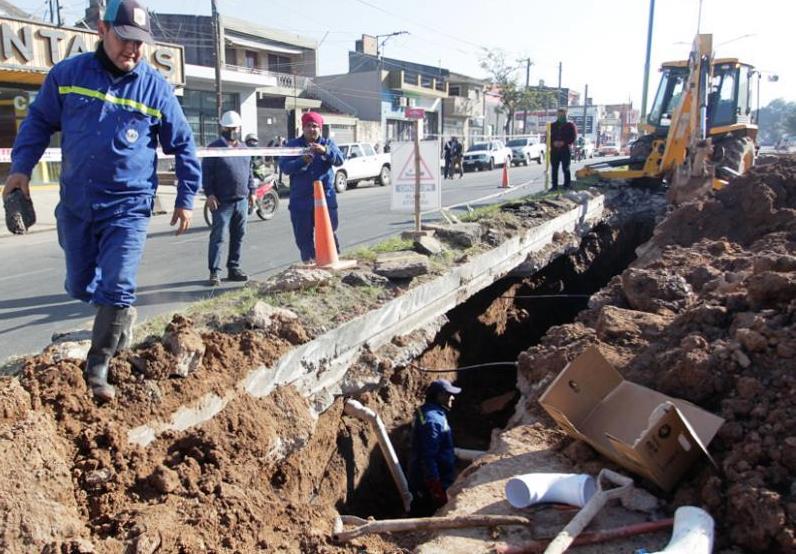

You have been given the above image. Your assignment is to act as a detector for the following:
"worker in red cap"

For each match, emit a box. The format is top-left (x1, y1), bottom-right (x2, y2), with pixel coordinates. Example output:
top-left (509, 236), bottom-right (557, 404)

top-left (278, 111), bottom-right (345, 262)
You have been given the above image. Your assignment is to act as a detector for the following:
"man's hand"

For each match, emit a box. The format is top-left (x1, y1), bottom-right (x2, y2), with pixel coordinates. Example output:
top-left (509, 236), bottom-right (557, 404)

top-left (205, 194), bottom-right (219, 212)
top-left (2, 173), bottom-right (31, 200)
top-left (308, 143), bottom-right (327, 155)
top-left (170, 208), bottom-right (192, 236)
top-left (425, 479), bottom-right (448, 506)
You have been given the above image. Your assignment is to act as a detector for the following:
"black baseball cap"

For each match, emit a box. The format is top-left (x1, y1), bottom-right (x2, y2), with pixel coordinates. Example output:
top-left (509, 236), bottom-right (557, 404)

top-left (103, 0), bottom-right (153, 44)
top-left (427, 379), bottom-right (462, 396)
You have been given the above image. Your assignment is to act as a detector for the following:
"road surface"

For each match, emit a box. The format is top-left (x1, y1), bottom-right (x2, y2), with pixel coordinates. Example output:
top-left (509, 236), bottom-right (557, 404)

top-left (0, 159), bottom-right (590, 363)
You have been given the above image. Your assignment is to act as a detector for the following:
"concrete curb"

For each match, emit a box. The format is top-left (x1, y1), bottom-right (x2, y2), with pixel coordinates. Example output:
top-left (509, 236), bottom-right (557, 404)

top-left (127, 194), bottom-right (606, 447)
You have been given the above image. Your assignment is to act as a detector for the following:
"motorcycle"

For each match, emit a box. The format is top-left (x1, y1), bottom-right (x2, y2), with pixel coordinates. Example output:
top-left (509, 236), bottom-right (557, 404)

top-left (203, 173), bottom-right (280, 227)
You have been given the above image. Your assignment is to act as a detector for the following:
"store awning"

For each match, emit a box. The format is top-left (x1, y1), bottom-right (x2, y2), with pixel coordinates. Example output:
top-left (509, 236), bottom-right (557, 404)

top-left (225, 35), bottom-right (302, 55)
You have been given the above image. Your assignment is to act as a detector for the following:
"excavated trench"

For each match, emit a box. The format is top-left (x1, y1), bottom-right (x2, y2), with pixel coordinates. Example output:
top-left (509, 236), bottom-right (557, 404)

top-left (338, 210), bottom-right (658, 523)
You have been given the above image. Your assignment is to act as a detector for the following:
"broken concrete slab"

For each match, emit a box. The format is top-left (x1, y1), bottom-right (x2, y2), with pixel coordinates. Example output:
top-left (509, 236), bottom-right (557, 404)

top-left (261, 267), bottom-right (333, 293)
top-left (373, 251), bottom-right (430, 279)
top-left (414, 235), bottom-right (444, 256)
top-left (162, 317), bottom-right (205, 378)
top-left (423, 222), bottom-right (483, 248)
top-left (342, 270), bottom-right (390, 288)
top-left (245, 301), bottom-right (299, 330)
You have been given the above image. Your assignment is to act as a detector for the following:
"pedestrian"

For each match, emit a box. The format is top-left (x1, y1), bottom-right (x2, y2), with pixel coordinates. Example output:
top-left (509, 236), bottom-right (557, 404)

top-left (1, 0), bottom-right (201, 402)
top-left (549, 107), bottom-right (577, 190)
top-left (278, 112), bottom-right (344, 263)
top-left (203, 111), bottom-right (255, 287)
top-left (408, 379), bottom-right (462, 517)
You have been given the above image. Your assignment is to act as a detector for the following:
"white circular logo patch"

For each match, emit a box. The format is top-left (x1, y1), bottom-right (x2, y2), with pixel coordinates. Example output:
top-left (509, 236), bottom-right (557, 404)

top-left (125, 128), bottom-right (139, 143)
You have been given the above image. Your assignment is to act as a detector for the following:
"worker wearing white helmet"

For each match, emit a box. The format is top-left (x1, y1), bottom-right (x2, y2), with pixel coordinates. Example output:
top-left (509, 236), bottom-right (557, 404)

top-left (202, 110), bottom-right (255, 286)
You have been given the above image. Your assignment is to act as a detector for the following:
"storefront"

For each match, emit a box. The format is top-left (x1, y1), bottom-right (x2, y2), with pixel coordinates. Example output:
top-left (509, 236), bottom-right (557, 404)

top-left (0, 16), bottom-right (184, 181)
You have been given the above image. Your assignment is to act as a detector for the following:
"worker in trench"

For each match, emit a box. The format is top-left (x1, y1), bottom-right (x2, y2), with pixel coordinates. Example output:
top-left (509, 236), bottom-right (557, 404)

top-left (408, 379), bottom-right (462, 516)
top-left (1, 0), bottom-right (201, 402)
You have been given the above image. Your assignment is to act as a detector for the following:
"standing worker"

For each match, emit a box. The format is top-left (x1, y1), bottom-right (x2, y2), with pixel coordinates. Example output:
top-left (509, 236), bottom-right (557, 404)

top-left (549, 107), bottom-right (577, 190)
top-left (1, 0), bottom-right (201, 402)
top-left (408, 379), bottom-right (462, 516)
top-left (278, 112), bottom-right (344, 263)
top-left (203, 111), bottom-right (255, 287)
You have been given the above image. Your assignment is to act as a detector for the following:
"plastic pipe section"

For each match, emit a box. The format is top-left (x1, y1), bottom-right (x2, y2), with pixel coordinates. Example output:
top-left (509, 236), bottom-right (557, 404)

top-left (343, 399), bottom-right (413, 513)
top-left (649, 506), bottom-right (714, 554)
top-left (505, 473), bottom-right (597, 509)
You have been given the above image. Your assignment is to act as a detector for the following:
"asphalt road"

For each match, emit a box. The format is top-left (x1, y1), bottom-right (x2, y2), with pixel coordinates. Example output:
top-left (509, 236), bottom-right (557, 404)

top-left (0, 159), bottom-right (578, 363)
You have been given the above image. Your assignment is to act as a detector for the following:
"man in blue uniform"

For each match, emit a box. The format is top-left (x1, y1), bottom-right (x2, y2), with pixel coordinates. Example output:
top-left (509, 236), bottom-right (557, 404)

top-left (1, 0), bottom-right (201, 402)
top-left (278, 112), bottom-right (344, 263)
top-left (203, 110), bottom-right (254, 286)
top-left (409, 379), bottom-right (462, 516)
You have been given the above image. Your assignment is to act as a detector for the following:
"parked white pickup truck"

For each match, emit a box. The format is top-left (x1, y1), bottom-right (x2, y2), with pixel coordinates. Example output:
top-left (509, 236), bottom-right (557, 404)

top-left (334, 143), bottom-right (391, 193)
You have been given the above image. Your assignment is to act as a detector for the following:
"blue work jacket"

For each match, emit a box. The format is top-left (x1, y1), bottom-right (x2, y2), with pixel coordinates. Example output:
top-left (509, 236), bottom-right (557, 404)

top-left (278, 136), bottom-right (343, 211)
top-left (409, 402), bottom-right (457, 490)
top-left (10, 52), bottom-right (201, 218)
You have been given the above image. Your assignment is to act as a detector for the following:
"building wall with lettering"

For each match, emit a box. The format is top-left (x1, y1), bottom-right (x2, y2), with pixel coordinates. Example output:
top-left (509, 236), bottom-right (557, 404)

top-left (0, 16), bottom-right (184, 85)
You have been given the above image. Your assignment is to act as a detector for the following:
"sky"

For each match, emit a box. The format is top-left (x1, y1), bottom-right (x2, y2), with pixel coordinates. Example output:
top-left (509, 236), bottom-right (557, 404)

top-left (16, 0), bottom-right (794, 109)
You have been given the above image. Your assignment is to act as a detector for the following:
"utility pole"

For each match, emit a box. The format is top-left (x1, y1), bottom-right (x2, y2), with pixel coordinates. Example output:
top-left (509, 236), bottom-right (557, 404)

top-left (211, 0), bottom-right (224, 124)
top-left (557, 62), bottom-right (562, 108)
top-left (640, 0), bottom-right (655, 124)
top-left (582, 84), bottom-right (588, 141)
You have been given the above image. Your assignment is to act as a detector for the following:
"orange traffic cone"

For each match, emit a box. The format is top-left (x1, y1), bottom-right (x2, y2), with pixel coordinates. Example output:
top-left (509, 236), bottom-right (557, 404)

top-left (500, 163), bottom-right (511, 188)
top-left (312, 180), bottom-right (356, 270)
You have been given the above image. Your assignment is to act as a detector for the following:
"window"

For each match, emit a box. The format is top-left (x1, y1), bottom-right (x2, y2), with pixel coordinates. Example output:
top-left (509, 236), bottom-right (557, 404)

top-left (179, 89), bottom-right (240, 146)
top-left (244, 50), bottom-right (258, 69)
top-left (362, 144), bottom-right (375, 156)
top-left (268, 54), bottom-right (292, 73)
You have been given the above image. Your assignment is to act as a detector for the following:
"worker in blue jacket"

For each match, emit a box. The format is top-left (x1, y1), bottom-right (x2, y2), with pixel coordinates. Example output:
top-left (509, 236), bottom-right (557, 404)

top-left (278, 112), bottom-right (344, 263)
top-left (409, 379), bottom-right (462, 516)
top-left (1, 0), bottom-right (201, 403)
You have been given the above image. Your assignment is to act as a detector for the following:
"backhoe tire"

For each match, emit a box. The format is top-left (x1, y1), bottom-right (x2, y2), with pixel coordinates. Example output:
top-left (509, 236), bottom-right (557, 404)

top-left (713, 136), bottom-right (755, 179)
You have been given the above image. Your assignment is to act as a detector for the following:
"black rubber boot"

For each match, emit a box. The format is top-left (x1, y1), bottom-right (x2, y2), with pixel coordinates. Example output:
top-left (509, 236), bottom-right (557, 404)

top-left (85, 305), bottom-right (132, 402)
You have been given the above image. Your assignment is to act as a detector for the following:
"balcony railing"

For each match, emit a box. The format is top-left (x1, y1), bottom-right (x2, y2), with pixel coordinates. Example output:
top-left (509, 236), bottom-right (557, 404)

top-left (224, 64), bottom-right (309, 90)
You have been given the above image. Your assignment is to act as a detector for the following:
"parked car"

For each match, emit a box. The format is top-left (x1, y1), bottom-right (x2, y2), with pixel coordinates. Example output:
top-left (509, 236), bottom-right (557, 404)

top-left (462, 141), bottom-right (513, 171)
top-left (507, 137), bottom-right (546, 166)
top-left (597, 143), bottom-right (621, 157)
top-left (334, 143), bottom-right (391, 193)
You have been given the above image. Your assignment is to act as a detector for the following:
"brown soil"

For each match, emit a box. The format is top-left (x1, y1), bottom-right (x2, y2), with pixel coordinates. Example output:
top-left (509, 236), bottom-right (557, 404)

top-left (513, 158), bottom-right (796, 552)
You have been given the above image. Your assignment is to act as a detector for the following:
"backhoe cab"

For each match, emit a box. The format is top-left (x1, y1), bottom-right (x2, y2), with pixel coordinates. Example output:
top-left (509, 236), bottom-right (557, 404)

top-left (576, 35), bottom-right (757, 191)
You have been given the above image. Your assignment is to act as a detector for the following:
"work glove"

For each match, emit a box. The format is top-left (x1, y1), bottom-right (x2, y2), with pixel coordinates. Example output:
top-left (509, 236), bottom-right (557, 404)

top-left (425, 479), bottom-right (448, 506)
top-left (3, 189), bottom-right (36, 234)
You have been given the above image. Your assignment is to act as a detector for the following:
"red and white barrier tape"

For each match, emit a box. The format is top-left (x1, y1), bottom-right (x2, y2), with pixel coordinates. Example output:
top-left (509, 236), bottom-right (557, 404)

top-left (0, 146), bottom-right (308, 163)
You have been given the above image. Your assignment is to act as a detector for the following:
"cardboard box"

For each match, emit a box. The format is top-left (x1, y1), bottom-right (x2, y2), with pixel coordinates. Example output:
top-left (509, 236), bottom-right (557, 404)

top-left (539, 347), bottom-right (725, 491)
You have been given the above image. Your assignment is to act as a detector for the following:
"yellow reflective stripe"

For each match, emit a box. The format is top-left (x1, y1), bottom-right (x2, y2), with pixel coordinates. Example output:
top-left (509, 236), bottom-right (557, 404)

top-left (58, 85), bottom-right (162, 119)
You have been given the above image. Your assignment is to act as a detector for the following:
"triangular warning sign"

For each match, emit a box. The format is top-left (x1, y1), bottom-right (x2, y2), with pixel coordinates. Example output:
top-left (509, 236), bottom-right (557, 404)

top-left (397, 150), bottom-right (437, 184)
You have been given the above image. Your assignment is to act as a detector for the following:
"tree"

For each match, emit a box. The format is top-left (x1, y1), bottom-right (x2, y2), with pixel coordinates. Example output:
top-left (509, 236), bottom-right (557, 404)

top-left (480, 50), bottom-right (554, 135)
top-left (757, 98), bottom-right (796, 145)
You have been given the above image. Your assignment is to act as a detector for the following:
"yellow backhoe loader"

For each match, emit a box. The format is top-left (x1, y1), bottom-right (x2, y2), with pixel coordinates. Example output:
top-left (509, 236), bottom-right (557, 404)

top-left (576, 34), bottom-right (757, 199)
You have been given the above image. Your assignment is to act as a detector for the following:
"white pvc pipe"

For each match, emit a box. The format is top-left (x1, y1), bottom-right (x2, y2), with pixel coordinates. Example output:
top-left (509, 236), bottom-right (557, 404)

top-left (504, 473), bottom-right (597, 509)
top-left (343, 399), bottom-right (413, 513)
top-left (650, 506), bottom-right (714, 554)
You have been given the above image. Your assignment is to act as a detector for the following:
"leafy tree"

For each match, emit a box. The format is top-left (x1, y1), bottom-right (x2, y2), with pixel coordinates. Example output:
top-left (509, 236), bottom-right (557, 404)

top-left (480, 50), bottom-right (554, 134)
top-left (757, 98), bottom-right (796, 144)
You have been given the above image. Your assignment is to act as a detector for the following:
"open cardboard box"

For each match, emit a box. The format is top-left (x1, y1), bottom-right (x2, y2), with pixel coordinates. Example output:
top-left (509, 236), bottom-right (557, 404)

top-left (539, 347), bottom-right (725, 491)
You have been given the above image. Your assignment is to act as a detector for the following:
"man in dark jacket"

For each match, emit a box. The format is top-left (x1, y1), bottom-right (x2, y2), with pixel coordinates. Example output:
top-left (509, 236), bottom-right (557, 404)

top-left (550, 107), bottom-right (577, 190)
top-left (278, 112), bottom-right (344, 263)
top-left (408, 379), bottom-right (462, 516)
top-left (203, 110), bottom-right (255, 286)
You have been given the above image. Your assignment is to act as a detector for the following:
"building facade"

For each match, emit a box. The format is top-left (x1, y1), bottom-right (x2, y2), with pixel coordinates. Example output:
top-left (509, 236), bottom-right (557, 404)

top-left (148, 12), bottom-right (321, 145)
top-left (314, 35), bottom-right (449, 143)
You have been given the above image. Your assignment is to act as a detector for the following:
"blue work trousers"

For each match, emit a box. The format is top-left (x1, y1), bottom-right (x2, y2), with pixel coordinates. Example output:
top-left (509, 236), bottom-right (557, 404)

top-left (55, 197), bottom-right (150, 307)
top-left (208, 197), bottom-right (248, 273)
top-left (289, 206), bottom-right (339, 263)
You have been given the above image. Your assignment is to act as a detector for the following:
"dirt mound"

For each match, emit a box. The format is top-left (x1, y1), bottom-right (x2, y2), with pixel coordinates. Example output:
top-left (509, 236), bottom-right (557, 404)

top-left (516, 158), bottom-right (796, 552)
